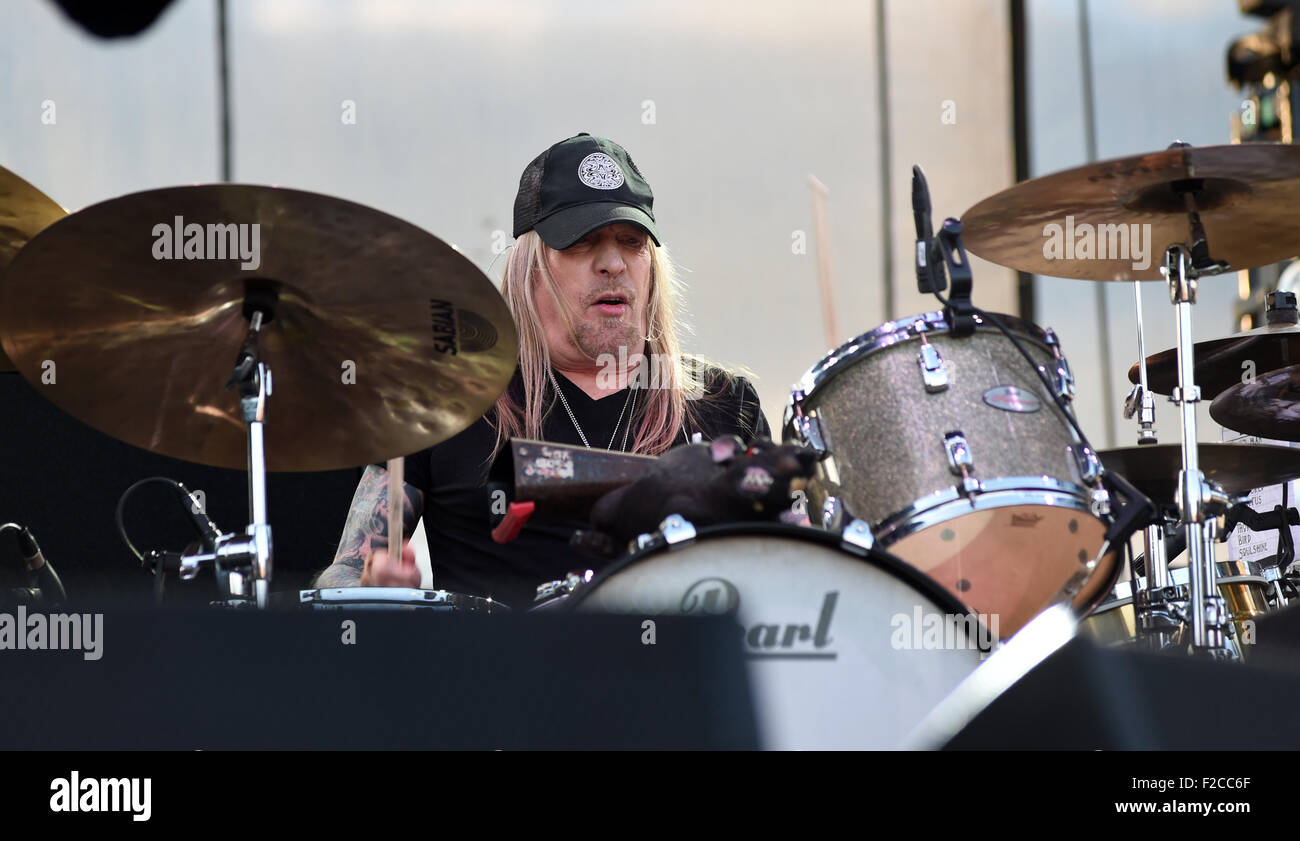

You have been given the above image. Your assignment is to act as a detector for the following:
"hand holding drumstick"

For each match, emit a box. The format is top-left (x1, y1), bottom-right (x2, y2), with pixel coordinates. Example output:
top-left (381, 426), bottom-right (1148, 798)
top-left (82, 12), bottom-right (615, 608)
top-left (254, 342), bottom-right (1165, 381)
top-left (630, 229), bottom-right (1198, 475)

top-left (358, 457), bottom-right (420, 588)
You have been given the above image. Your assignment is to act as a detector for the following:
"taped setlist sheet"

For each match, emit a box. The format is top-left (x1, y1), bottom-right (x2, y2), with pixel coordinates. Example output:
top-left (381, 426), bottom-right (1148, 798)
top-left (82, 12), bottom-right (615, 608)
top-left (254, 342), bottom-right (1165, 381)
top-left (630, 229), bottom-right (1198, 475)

top-left (1220, 428), bottom-right (1300, 563)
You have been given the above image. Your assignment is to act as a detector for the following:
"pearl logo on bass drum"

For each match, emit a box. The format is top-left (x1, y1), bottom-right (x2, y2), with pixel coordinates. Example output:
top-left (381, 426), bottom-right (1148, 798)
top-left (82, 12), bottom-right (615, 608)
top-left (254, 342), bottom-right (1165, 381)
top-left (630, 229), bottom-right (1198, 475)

top-left (680, 578), bottom-right (837, 659)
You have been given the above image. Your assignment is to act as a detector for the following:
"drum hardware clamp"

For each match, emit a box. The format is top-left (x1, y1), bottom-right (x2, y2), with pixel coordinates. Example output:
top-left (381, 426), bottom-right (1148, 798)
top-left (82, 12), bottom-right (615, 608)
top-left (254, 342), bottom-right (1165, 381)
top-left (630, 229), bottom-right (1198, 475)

top-left (943, 432), bottom-right (983, 498)
top-left (840, 519), bottom-right (875, 554)
top-left (916, 335), bottom-right (949, 393)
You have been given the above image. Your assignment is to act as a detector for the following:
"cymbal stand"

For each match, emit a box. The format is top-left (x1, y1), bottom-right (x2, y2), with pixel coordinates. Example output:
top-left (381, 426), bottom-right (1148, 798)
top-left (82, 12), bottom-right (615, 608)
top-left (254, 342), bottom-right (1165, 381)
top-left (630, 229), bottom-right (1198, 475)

top-left (1163, 243), bottom-right (1234, 656)
top-left (175, 305), bottom-right (275, 608)
top-left (1125, 278), bottom-right (1172, 589)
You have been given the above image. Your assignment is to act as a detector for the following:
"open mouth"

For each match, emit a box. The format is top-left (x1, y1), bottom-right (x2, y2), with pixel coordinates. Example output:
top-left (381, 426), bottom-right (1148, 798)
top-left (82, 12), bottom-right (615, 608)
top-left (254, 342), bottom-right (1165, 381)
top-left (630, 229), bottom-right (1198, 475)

top-left (591, 293), bottom-right (629, 316)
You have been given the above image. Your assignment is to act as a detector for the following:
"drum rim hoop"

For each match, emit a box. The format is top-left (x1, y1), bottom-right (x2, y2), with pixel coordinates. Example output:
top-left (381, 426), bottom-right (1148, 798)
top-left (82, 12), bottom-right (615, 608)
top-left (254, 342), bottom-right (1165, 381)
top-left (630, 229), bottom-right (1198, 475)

top-left (786, 309), bottom-right (1052, 413)
top-left (279, 586), bottom-right (509, 611)
top-left (568, 520), bottom-right (979, 626)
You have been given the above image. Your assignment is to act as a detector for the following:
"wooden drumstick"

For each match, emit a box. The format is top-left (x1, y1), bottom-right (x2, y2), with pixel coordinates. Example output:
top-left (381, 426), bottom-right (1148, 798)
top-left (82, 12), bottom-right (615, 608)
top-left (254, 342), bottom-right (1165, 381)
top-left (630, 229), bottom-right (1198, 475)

top-left (387, 456), bottom-right (404, 565)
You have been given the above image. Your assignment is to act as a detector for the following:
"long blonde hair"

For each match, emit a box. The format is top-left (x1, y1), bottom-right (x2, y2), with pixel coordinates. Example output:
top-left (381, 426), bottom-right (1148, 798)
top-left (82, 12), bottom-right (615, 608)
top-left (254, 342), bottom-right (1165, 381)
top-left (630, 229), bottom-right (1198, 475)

top-left (490, 230), bottom-right (722, 456)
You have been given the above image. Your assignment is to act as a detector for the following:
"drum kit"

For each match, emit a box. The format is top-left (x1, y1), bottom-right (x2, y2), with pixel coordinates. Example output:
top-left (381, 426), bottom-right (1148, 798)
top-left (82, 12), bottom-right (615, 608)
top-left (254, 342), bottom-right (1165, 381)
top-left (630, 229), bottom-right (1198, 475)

top-left (5, 139), bottom-right (1300, 748)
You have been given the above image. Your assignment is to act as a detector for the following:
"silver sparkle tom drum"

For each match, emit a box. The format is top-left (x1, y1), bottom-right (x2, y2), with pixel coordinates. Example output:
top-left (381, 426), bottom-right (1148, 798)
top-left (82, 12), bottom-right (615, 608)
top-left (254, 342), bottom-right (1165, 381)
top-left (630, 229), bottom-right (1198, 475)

top-left (566, 522), bottom-right (990, 750)
top-left (278, 587), bottom-right (509, 612)
top-left (784, 311), bottom-right (1119, 638)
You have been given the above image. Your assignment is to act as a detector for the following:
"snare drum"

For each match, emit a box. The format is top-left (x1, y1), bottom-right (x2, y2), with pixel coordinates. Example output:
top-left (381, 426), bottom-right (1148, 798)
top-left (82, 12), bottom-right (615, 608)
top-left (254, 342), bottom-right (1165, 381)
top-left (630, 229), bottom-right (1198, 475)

top-left (567, 522), bottom-right (989, 750)
top-left (784, 311), bottom-right (1119, 637)
top-left (277, 587), bottom-right (509, 612)
top-left (1081, 561), bottom-right (1271, 654)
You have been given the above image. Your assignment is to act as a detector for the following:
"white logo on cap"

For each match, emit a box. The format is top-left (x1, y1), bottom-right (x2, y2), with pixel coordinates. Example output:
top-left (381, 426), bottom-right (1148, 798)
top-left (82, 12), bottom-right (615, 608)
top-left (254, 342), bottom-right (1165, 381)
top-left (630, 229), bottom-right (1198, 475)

top-left (577, 152), bottom-right (625, 190)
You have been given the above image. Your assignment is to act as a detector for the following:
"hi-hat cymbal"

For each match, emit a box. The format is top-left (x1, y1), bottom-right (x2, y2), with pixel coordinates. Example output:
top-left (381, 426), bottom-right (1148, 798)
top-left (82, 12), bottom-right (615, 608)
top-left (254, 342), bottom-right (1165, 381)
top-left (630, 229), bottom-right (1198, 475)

top-left (1099, 443), bottom-right (1300, 503)
top-left (1210, 364), bottom-right (1300, 442)
top-left (0, 184), bottom-right (518, 471)
top-left (1129, 321), bottom-right (1300, 398)
top-left (963, 143), bottom-right (1300, 281)
top-left (2, 165), bottom-right (67, 372)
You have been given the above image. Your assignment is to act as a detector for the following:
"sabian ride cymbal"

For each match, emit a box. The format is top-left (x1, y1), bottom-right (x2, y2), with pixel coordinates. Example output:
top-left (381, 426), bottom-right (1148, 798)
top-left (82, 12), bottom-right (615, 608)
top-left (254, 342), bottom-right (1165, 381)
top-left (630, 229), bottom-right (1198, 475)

top-left (963, 144), bottom-right (1300, 281)
top-left (0, 184), bottom-right (518, 471)
top-left (1210, 364), bottom-right (1300, 442)
top-left (1, 165), bottom-right (67, 372)
top-left (1128, 321), bottom-right (1300, 398)
top-left (1098, 443), bottom-right (1300, 503)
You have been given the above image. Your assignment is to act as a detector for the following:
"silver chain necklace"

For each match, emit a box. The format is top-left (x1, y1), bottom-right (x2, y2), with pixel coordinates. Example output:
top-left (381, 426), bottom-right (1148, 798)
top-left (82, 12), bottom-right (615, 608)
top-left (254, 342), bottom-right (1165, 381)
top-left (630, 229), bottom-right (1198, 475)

top-left (548, 367), bottom-right (637, 451)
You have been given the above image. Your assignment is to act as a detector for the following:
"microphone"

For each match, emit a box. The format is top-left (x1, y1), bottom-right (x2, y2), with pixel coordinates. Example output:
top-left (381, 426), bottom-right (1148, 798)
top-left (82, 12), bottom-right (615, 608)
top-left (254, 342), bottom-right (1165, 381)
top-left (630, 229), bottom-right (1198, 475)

top-left (14, 526), bottom-right (67, 606)
top-left (912, 165), bottom-right (935, 293)
top-left (177, 483), bottom-right (224, 548)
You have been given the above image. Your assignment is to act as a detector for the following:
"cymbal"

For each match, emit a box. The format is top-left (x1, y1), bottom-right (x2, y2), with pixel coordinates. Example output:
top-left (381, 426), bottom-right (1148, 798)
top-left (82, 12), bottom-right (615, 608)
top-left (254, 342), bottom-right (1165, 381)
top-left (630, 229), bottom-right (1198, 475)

top-left (1210, 365), bottom-right (1300, 442)
top-left (2, 166), bottom-right (67, 372)
top-left (963, 143), bottom-right (1300, 281)
top-left (1129, 321), bottom-right (1300, 398)
top-left (1, 165), bottom-right (65, 268)
top-left (1099, 443), bottom-right (1300, 502)
top-left (0, 184), bottom-right (518, 471)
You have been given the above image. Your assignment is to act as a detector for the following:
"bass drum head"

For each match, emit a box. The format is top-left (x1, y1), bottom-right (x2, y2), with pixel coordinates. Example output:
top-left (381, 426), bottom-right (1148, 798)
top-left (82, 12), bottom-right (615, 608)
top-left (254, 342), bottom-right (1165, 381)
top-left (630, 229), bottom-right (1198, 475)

top-left (886, 502), bottom-right (1118, 636)
top-left (569, 523), bottom-right (988, 750)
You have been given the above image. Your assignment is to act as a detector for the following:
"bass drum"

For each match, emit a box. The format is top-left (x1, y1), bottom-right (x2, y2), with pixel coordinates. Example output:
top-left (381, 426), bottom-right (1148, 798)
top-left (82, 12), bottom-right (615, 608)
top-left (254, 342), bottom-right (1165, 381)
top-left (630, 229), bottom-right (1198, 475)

top-left (785, 311), bottom-right (1119, 637)
top-left (567, 522), bottom-right (989, 750)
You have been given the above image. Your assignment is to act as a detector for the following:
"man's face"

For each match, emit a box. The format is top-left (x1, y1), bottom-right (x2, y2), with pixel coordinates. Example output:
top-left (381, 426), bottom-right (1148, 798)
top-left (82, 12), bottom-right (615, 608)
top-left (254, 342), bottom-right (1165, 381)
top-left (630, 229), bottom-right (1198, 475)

top-left (537, 222), bottom-right (652, 367)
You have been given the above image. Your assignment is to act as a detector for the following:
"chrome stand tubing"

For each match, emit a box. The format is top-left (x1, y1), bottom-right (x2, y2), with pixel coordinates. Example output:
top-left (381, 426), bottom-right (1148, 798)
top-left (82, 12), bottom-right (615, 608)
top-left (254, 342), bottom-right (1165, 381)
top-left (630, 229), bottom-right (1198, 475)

top-left (1144, 524), bottom-right (1170, 590)
top-left (1133, 280), bottom-right (1158, 445)
top-left (1132, 279), bottom-right (1168, 589)
top-left (247, 420), bottom-right (271, 608)
top-left (240, 363), bottom-right (273, 609)
top-left (1164, 246), bottom-right (1226, 654)
top-left (1198, 517), bottom-right (1227, 651)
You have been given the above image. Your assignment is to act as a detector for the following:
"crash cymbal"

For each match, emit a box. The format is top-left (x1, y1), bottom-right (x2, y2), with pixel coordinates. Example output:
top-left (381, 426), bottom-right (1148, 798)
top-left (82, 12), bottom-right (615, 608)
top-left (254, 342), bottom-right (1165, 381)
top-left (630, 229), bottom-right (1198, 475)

top-left (0, 184), bottom-right (518, 471)
top-left (1099, 443), bottom-right (1300, 503)
top-left (1129, 321), bottom-right (1300, 398)
top-left (963, 143), bottom-right (1300, 281)
top-left (1210, 364), bottom-right (1300, 442)
top-left (1, 165), bottom-right (66, 269)
top-left (2, 166), bottom-right (67, 372)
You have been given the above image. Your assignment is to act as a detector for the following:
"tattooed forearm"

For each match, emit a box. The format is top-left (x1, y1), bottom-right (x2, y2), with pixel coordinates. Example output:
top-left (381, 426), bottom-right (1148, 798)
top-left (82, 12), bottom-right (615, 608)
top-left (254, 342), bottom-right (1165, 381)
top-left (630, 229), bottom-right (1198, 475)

top-left (314, 463), bottom-right (425, 587)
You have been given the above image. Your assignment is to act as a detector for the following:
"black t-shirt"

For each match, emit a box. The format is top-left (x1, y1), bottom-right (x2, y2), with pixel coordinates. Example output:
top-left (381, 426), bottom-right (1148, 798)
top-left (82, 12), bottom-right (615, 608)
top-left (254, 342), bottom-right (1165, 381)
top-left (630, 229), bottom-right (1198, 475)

top-left (402, 367), bottom-right (770, 609)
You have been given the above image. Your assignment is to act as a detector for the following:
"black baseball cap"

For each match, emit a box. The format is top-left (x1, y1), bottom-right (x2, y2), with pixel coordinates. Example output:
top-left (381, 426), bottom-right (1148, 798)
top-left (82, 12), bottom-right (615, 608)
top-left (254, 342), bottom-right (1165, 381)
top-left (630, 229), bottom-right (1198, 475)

top-left (513, 133), bottom-right (660, 249)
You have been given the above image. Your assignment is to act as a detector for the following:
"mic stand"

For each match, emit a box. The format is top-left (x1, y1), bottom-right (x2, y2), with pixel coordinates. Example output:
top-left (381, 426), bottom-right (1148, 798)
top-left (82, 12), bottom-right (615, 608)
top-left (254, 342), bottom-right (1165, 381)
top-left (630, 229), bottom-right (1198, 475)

top-left (932, 218), bottom-right (975, 337)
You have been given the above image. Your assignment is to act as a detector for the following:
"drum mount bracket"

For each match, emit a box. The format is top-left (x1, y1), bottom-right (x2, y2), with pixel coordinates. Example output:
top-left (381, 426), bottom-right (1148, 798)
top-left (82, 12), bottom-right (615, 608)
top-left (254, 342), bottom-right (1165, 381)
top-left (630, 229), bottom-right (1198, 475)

top-left (943, 432), bottom-right (982, 498)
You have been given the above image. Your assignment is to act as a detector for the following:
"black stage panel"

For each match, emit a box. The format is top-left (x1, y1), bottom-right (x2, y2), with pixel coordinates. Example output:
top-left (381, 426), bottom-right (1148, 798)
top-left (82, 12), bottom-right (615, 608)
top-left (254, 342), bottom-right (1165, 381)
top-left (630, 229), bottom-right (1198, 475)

top-left (0, 372), bottom-right (361, 604)
top-left (0, 609), bottom-right (758, 750)
top-left (946, 637), bottom-right (1300, 750)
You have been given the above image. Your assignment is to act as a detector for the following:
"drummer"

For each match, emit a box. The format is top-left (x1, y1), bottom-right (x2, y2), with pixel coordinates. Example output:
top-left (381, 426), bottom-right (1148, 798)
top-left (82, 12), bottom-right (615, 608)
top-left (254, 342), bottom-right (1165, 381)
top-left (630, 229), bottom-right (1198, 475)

top-left (314, 133), bottom-right (770, 606)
